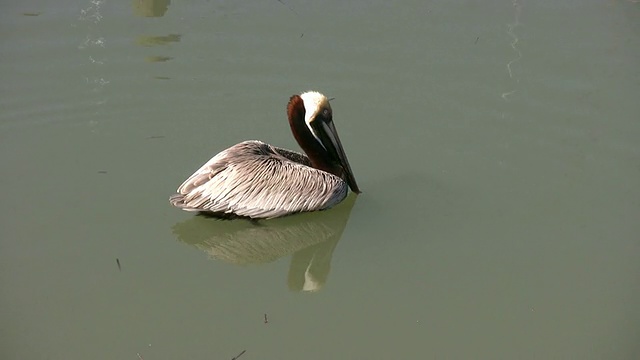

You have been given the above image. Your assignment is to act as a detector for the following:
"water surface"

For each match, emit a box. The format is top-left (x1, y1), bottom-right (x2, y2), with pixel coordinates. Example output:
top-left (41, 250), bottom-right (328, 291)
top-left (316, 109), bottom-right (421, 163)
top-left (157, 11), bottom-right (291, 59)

top-left (1, 0), bottom-right (639, 359)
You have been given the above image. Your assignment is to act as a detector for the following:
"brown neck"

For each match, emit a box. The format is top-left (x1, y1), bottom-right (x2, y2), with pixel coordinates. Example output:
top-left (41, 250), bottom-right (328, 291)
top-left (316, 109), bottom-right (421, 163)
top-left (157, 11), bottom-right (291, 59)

top-left (287, 95), bottom-right (342, 177)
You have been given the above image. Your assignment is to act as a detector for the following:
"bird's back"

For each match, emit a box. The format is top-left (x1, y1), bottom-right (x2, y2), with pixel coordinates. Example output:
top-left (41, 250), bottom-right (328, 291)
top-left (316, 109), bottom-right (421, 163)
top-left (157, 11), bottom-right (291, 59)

top-left (170, 141), bottom-right (348, 219)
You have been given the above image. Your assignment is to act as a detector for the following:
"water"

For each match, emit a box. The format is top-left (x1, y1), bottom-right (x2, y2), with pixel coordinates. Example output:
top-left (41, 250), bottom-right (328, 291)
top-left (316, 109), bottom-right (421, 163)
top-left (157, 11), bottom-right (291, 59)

top-left (1, 0), bottom-right (639, 359)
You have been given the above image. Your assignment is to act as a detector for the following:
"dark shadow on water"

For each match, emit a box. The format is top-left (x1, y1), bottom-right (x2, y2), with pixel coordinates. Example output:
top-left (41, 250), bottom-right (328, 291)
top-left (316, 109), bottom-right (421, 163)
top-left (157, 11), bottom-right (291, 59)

top-left (172, 194), bottom-right (358, 292)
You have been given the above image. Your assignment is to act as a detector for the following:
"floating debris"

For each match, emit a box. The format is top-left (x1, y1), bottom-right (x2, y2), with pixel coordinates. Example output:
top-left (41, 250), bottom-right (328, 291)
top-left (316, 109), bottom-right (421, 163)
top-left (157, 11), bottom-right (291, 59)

top-left (136, 34), bottom-right (182, 47)
top-left (276, 0), bottom-right (297, 15)
top-left (146, 56), bottom-right (173, 63)
top-left (231, 350), bottom-right (246, 360)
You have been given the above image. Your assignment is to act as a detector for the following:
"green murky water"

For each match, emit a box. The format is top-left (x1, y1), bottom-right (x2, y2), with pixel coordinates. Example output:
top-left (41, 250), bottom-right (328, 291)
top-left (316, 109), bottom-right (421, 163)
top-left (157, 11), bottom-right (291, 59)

top-left (1, 1), bottom-right (639, 359)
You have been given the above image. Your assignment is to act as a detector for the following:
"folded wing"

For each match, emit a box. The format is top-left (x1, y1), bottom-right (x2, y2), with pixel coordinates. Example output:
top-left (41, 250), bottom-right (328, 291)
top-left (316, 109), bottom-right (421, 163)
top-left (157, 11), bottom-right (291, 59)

top-left (169, 141), bottom-right (348, 219)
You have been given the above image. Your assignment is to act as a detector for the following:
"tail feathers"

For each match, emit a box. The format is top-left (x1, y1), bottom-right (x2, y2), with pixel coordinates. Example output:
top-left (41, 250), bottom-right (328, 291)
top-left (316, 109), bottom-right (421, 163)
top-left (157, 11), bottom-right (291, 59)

top-left (169, 194), bottom-right (193, 210)
top-left (169, 193), bottom-right (241, 218)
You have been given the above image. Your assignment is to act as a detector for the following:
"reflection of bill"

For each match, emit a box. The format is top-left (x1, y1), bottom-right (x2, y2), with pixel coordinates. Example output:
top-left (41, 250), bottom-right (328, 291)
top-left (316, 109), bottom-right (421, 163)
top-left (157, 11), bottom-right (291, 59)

top-left (172, 194), bottom-right (357, 292)
top-left (133, 0), bottom-right (170, 17)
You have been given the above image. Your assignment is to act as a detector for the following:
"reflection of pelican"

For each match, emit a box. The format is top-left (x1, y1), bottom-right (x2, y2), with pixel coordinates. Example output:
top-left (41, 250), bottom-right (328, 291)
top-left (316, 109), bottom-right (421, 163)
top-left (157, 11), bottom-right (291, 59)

top-left (170, 91), bottom-right (360, 219)
top-left (133, 0), bottom-right (170, 17)
top-left (172, 194), bottom-right (357, 292)
top-left (136, 34), bottom-right (181, 47)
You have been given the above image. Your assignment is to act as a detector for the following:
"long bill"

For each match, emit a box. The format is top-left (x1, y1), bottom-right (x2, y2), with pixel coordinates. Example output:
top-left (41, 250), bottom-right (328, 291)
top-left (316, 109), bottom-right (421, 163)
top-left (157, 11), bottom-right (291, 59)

top-left (315, 120), bottom-right (361, 193)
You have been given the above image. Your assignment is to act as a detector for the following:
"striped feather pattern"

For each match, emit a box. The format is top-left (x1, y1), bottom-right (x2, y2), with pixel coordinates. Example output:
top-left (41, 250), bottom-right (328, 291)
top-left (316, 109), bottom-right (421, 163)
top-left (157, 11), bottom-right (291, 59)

top-left (170, 141), bottom-right (348, 219)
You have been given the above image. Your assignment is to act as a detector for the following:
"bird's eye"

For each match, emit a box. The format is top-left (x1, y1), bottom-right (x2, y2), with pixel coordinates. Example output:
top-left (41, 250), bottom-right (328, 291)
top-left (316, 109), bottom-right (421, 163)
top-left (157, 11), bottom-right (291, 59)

top-left (323, 109), bottom-right (330, 118)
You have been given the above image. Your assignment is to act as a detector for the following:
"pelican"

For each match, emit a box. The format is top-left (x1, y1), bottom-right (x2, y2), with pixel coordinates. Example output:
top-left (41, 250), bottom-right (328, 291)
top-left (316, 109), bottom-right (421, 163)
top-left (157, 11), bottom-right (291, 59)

top-left (169, 91), bottom-right (360, 219)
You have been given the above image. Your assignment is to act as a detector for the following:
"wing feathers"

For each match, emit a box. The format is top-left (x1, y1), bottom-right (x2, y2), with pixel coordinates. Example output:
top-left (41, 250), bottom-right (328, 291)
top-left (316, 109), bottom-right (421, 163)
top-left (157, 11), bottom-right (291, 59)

top-left (170, 141), bottom-right (348, 219)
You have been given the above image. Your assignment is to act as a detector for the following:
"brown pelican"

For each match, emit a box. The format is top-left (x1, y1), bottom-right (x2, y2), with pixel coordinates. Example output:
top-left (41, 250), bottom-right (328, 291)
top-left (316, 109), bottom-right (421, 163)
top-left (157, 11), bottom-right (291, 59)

top-left (169, 91), bottom-right (360, 219)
